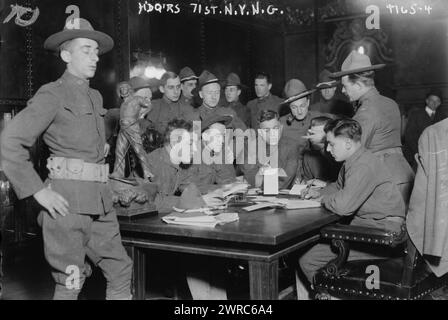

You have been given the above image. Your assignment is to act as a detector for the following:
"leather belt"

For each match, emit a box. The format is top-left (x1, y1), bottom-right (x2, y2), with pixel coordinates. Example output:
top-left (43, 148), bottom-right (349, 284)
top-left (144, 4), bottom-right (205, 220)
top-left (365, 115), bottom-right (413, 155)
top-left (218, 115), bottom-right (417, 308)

top-left (47, 157), bottom-right (109, 183)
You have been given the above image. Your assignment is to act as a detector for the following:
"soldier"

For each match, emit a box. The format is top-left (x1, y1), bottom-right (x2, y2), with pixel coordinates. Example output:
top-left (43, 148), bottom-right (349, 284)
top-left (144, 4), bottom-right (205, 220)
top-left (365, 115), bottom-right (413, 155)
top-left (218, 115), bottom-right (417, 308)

top-left (196, 70), bottom-right (247, 130)
top-left (224, 72), bottom-right (251, 128)
top-left (238, 110), bottom-right (300, 189)
top-left (309, 69), bottom-right (353, 117)
top-left (110, 77), bottom-right (154, 181)
top-left (247, 72), bottom-right (283, 129)
top-left (280, 79), bottom-right (321, 152)
top-left (330, 50), bottom-right (414, 203)
top-left (0, 18), bottom-right (133, 299)
top-left (299, 119), bottom-right (405, 298)
top-left (146, 71), bottom-right (199, 134)
top-left (179, 66), bottom-right (198, 106)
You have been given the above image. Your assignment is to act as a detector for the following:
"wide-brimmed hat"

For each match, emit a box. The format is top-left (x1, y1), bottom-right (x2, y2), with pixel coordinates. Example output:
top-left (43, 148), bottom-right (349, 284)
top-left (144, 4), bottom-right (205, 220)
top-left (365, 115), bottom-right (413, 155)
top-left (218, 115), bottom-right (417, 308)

top-left (44, 18), bottom-right (114, 55)
top-left (224, 72), bottom-right (247, 89)
top-left (129, 76), bottom-right (159, 92)
top-left (198, 70), bottom-right (222, 90)
top-left (330, 51), bottom-right (385, 78)
top-left (316, 69), bottom-right (339, 89)
top-left (201, 114), bottom-right (233, 132)
top-left (175, 183), bottom-right (206, 210)
top-left (179, 67), bottom-right (198, 83)
top-left (282, 79), bottom-right (315, 104)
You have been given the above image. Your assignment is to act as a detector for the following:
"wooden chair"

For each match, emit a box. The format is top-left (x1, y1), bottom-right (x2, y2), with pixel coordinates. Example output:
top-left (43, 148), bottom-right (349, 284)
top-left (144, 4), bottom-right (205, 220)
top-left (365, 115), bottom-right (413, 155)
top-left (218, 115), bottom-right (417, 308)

top-left (312, 223), bottom-right (448, 299)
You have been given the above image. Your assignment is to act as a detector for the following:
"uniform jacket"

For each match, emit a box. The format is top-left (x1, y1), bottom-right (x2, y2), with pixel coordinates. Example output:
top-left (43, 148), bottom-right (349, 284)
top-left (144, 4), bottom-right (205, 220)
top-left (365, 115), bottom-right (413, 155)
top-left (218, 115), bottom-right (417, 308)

top-left (407, 118), bottom-right (448, 277)
top-left (146, 97), bottom-right (199, 133)
top-left (0, 71), bottom-right (113, 215)
top-left (198, 104), bottom-right (247, 130)
top-left (279, 110), bottom-right (322, 153)
top-left (226, 100), bottom-right (251, 128)
top-left (322, 147), bottom-right (405, 222)
top-left (353, 88), bottom-right (414, 186)
top-left (247, 93), bottom-right (283, 129)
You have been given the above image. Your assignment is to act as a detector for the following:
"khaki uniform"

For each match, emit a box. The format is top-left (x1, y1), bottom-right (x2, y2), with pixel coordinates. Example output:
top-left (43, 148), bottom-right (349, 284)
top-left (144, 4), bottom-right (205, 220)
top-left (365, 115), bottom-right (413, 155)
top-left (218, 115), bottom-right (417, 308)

top-left (299, 147), bottom-right (406, 282)
top-left (0, 71), bottom-right (132, 299)
top-left (280, 110), bottom-right (322, 152)
top-left (247, 94), bottom-right (283, 129)
top-left (198, 104), bottom-right (247, 131)
top-left (146, 97), bottom-right (200, 134)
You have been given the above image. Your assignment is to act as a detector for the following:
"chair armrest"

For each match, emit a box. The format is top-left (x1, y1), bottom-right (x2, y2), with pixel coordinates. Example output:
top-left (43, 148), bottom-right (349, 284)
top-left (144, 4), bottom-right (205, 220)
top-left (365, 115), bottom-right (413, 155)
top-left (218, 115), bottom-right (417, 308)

top-left (321, 223), bottom-right (407, 248)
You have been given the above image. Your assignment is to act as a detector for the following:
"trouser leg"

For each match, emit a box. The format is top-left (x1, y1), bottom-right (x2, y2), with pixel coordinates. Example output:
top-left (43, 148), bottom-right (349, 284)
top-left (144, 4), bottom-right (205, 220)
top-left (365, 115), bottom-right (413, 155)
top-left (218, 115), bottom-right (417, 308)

top-left (87, 210), bottom-right (133, 300)
top-left (41, 211), bottom-right (90, 300)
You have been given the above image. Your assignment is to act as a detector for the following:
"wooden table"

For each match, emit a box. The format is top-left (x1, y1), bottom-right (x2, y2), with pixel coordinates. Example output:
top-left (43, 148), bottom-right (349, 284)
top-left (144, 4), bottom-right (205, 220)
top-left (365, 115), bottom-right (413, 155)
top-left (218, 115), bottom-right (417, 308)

top-left (119, 206), bottom-right (339, 300)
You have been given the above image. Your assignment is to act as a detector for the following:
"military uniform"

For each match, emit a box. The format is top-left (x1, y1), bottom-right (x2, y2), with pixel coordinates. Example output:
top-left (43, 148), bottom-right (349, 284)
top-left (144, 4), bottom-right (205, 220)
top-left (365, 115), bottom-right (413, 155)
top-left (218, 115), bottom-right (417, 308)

top-left (146, 147), bottom-right (197, 213)
top-left (299, 147), bottom-right (406, 282)
top-left (247, 94), bottom-right (283, 129)
top-left (146, 97), bottom-right (199, 134)
top-left (238, 133), bottom-right (300, 189)
top-left (309, 96), bottom-right (353, 117)
top-left (279, 110), bottom-right (322, 152)
top-left (226, 101), bottom-right (251, 128)
top-left (0, 71), bottom-right (132, 299)
top-left (299, 146), bottom-right (341, 182)
top-left (198, 104), bottom-right (247, 131)
top-left (353, 88), bottom-right (414, 202)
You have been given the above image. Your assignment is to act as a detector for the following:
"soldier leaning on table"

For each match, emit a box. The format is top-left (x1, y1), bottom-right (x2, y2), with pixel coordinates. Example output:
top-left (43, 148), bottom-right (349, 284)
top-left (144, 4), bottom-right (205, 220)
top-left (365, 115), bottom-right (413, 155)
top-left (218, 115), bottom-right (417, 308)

top-left (0, 18), bottom-right (132, 300)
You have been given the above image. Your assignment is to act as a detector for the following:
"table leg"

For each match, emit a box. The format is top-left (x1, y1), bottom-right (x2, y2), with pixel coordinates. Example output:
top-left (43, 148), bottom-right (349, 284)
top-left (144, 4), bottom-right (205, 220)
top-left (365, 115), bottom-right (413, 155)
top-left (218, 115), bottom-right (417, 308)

top-left (248, 259), bottom-right (279, 300)
top-left (125, 245), bottom-right (146, 300)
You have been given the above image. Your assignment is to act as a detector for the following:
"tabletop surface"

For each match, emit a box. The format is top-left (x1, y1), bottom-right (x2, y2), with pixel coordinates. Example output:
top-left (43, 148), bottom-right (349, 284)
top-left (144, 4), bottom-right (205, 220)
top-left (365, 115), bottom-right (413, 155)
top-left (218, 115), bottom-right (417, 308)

top-left (119, 206), bottom-right (340, 246)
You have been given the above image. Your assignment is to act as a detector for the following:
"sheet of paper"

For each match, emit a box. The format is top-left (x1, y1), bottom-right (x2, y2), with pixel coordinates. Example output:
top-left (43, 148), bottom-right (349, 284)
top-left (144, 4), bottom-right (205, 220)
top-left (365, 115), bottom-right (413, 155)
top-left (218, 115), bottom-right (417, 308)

top-left (289, 184), bottom-right (308, 195)
top-left (242, 202), bottom-right (284, 212)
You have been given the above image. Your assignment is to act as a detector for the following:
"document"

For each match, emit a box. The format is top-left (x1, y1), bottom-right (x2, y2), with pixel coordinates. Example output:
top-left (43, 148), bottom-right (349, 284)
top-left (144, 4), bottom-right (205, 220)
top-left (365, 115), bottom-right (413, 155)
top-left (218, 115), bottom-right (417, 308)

top-left (162, 212), bottom-right (239, 228)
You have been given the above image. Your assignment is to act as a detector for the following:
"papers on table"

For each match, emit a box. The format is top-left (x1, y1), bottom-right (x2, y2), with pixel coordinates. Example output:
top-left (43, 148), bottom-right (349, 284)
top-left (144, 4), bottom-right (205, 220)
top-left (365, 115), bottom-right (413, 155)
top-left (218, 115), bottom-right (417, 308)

top-left (289, 184), bottom-right (308, 195)
top-left (243, 196), bottom-right (321, 212)
top-left (162, 212), bottom-right (239, 228)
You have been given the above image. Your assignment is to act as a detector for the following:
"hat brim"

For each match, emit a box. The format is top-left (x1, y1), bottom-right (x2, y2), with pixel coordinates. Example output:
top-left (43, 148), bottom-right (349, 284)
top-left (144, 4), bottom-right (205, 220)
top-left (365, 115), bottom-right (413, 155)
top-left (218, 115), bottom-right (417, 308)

top-left (198, 79), bottom-right (224, 90)
top-left (201, 115), bottom-right (233, 132)
top-left (180, 76), bottom-right (199, 83)
top-left (224, 82), bottom-right (248, 90)
top-left (44, 29), bottom-right (114, 55)
top-left (282, 89), bottom-right (316, 105)
top-left (316, 80), bottom-right (340, 89)
top-left (132, 79), bottom-right (160, 93)
top-left (330, 64), bottom-right (386, 78)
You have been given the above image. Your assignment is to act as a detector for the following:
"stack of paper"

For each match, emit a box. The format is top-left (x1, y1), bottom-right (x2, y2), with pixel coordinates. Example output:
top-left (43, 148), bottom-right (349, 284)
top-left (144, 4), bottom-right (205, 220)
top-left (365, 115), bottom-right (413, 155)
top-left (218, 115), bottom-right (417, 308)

top-left (162, 212), bottom-right (239, 228)
top-left (242, 197), bottom-right (321, 212)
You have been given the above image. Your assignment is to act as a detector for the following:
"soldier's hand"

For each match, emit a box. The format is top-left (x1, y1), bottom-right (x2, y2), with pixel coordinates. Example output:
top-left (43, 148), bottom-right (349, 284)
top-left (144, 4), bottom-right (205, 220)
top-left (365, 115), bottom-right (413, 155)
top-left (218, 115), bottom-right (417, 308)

top-left (33, 185), bottom-right (69, 218)
top-left (301, 188), bottom-right (321, 200)
top-left (104, 143), bottom-right (110, 157)
top-left (306, 179), bottom-right (327, 188)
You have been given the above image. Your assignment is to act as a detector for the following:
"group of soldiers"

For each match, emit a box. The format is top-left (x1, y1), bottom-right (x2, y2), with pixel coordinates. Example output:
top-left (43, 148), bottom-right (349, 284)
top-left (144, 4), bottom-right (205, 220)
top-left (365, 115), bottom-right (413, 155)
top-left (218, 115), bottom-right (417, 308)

top-left (0, 16), bottom-right (435, 300)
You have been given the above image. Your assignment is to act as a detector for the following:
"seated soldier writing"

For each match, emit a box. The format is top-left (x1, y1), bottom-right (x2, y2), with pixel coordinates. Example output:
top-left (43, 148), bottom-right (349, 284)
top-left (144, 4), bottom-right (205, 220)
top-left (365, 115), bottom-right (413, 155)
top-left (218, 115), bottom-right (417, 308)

top-left (297, 118), bottom-right (406, 297)
top-left (295, 116), bottom-right (341, 185)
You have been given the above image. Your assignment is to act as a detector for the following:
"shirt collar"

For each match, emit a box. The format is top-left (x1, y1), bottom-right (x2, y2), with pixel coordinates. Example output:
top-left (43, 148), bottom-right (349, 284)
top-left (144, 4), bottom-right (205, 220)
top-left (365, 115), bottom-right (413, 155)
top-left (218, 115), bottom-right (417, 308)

top-left (62, 70), bottom-right (90, 91)
top-left (345, 146), bottom-right (365, 169)
top-left (358, 87), bottom-right (379, 105)
top-left (425, 106), bottom-right (435, 117)
top-left (258, 93), bottom-right (271, 102)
